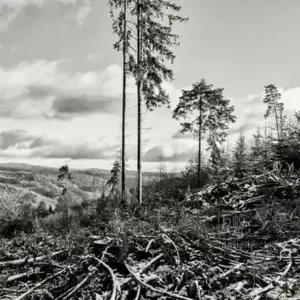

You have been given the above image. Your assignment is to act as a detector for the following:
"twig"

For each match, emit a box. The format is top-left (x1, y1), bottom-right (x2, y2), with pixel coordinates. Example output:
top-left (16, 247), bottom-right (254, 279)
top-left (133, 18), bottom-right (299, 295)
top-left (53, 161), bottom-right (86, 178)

top-left (277, 261), bottom-right (293, 280)
top-left (146, 239), bottom-right (155, 252)
top-left (124, 262), bottom-right (193, 300)
top-left (134, 285), bottom-right (141, 300)
top-left (61, 267), bottom-right (97, 300)
top-left (194, 281), bottom-right (201, 300)
top-left (55, 286), bottom-right (76, 300)
top-left (140, 253), bottom-right (164, 274)
top-left (120, 254), bottom-right (164, 287)
top-left (220, 263), bottom-right (243, 278)
top-left (100, 246), bottom-right (110, 261)
top-left (161, 234), bottom-right (180, 265)
top-left (15, 268), bottom-right (66, 300)
top-left (248, 283), bottom-right (275, 298)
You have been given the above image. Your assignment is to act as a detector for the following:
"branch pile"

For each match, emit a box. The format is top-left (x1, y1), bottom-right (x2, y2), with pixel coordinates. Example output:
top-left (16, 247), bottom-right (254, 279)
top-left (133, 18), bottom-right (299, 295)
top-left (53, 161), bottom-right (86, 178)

top-left (182, 164), bottom-right (300, 242)
top-left (1, 230), bottom-right (300, 300)
top-left (1, 163), bottom-right (300, 299)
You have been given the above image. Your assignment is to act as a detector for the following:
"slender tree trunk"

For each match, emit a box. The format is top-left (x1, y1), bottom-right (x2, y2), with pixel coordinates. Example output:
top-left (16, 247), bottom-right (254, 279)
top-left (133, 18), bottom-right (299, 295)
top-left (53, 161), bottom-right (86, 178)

top-left (66, 174), bottom-right (69, 231)
top-left (198, 96), bottom-right (202, 188)
top-left (121, 0), bottom-right (127, 205)
top-left (136, 0), bottom-right (142, 204)
top-left (274, 105), bottom-right (283, 159)
top-left (264, 120), bottom-right (268, 167)
top-left (279, 107), bottom-right (283, 141)
top-left (274, 106), bottom-right (280, 143)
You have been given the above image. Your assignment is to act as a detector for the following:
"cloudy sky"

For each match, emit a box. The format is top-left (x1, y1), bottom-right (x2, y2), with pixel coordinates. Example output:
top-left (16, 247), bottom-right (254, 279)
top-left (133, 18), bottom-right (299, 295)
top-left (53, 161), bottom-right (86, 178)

top-left (0, 0), bottom-right (300, 171)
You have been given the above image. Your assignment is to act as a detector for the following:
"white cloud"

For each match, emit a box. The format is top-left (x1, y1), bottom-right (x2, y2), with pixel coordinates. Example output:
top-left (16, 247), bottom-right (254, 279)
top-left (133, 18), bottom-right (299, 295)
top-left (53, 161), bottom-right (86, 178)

top-left (227, 86), bottom-right (300, 146)
top-left (0, 60), bottom-right (134, 167)
top-left (86, 52), bottom-right (103, 61)
top-left (3, 58), bottom-right (300, 171)
top-left (0, 0), bottom-right (85, 33)
top-left (0, 0), bottom-right (76, 9)
top-left (0, 60), bottom-right (126, 118)
top-left (76, 0), bottom-right (91, 26)
top-left (0, 60), bottom-right (131, 105)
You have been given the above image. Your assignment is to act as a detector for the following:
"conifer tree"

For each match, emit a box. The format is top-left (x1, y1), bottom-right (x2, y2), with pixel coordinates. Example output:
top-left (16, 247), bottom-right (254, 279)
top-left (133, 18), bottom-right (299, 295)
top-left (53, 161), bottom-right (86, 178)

top-left (251, 126), bottom-right (264, 173)
top-left (277, 114), bottom-right (300, 169)
top-left (110, 0), bottom-right (187, 204)
top-left (173, 80), bottom-right (236, 187)
top-left (263, 84), bottom-right (285, 156)
top-left (233, 133), bottom-right (248, 178)
top-left (108, 0), bottom-right (133, 202)
top-left (115, 0), bottom-right (187, 203)
top-left (107, 155), bottom-right (121, 195)
top-left (57, 165), bottom-right (73, 230)
top-left (137, 0), bottom-right (187, 203)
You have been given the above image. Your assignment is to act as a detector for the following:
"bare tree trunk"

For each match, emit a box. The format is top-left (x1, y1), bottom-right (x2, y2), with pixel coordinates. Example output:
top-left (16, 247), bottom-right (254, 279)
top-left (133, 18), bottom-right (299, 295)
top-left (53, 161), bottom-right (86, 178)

top-left (198, 97), bottom-right (202, 188)
top-left (274, 105), bottom-right (283, 160)
top-left (136, 0), bottom-right (142, 204)
top-left (264, 120), bottom-right (268, 167)
top-left (279, 106), bottom-right (283, 141)
top-left (274, 106), bottom-right (280, 143)
top-left (121, 0), bottom-right (127, 205)
top-left (66, 174), bottom-right (69, 231)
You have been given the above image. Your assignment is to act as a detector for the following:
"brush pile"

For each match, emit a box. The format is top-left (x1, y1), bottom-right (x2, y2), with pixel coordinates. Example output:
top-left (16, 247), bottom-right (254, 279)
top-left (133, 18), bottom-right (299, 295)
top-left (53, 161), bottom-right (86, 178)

top-left (1, 231), bottom-right (300, 300)
top-left (183, 162), bottom-right (300, 241)
top-left (1, 162), bottom-right (300, 299)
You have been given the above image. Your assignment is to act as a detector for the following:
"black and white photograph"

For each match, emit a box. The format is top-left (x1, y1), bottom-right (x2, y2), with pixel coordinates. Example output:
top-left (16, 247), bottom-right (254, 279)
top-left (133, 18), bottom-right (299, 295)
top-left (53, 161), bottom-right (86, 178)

top-left (1, 1), bottom-right (300, 299)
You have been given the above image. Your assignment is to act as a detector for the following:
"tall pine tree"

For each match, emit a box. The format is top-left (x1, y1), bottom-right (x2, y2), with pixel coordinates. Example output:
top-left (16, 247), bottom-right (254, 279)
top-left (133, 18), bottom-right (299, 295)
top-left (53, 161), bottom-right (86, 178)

top-left (57, 165), bottom-right (73, 230)
top-left (263, 84), bottom-right (285, 159)
top-left (126, 0), bottom-right (187, 203)
top-left (108, 0), bottom-right (133, 203)
top-left (173, 79), bottom-right (236, 187)
top-left (233, 133), bottom-right (248, 178)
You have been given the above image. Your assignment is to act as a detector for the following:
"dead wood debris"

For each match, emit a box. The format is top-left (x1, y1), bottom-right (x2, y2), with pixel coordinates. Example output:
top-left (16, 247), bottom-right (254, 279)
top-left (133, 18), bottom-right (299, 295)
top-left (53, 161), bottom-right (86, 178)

top-left (1, 232), bottom-right (300, 300)
top-left (1, 168), bottom-right (300, 299)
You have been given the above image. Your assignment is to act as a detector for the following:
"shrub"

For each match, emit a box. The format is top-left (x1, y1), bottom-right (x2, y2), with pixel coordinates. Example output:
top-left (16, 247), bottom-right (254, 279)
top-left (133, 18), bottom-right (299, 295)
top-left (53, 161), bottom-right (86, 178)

top-left (40, 212), bottom-right (67, 232)
top-left (0, 201), bottom-right (36, 237)
top-left (96, 194), bottom-right (119, 224)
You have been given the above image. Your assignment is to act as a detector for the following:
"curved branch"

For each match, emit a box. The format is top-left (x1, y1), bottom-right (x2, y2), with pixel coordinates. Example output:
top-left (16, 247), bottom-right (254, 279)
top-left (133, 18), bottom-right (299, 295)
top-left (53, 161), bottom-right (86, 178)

top-left (124, 262), bottom-right (193, 300)
top-left (94, 257), bottom-right (117, 300)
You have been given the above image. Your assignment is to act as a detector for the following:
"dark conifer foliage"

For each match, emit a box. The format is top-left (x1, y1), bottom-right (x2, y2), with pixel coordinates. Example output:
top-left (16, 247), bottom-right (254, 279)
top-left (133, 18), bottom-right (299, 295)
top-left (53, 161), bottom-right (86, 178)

top-left (107, 156), bottom-right (121, 194)
top-left (110, 0), bottom-right (187, 204)
top-left (173, 79), bottom-right (236, 187)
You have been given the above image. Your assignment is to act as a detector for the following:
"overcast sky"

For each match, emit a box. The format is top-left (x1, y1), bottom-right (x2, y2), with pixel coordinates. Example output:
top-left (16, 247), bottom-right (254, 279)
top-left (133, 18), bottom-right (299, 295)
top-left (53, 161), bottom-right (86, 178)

top-left (1, 0), bottom-right (300, 171)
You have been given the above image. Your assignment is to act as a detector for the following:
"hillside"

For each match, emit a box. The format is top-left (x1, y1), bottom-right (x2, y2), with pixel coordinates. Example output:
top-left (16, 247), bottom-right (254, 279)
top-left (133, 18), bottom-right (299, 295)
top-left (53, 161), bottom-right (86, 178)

top-left (0, 163), bottom-right (160, 209)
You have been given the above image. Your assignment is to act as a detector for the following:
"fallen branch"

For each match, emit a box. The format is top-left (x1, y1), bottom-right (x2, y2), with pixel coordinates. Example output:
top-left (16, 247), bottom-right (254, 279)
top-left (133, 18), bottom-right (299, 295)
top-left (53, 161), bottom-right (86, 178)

top-left (6, 271), bottom-right (44, 283)
top-left (146, 239), bottom-right (155, 253)
top-left (61, 267), bottom-right (97, 300)
top-left (194, 281), bottom-right (202, 300)
top-left (15, 268), bottom-right (66, 300)
top-left (248, 283), bottom-right (275, 298)
top-left (134, 285), bottom-right (141, 300)
top-left (0, 251), bottom-right (65, 269)
top-left (277, 261), bottom-right (293, 280)
top-left (140, 253), bottom-right (164, 274)
top-left (125, 262), bottom-right (193, 300)
top-left (161, 234), bottom-right (180, 265)
top-left (120, 254), bottom-right (164, 287)
top-left (94, 257), bottom-right (117, 300)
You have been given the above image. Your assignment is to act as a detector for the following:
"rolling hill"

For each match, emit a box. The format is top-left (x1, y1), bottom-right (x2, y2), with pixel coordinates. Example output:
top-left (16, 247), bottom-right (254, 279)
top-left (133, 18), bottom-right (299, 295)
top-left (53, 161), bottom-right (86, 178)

top-left (0, 163), bottom-right (160, 209)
